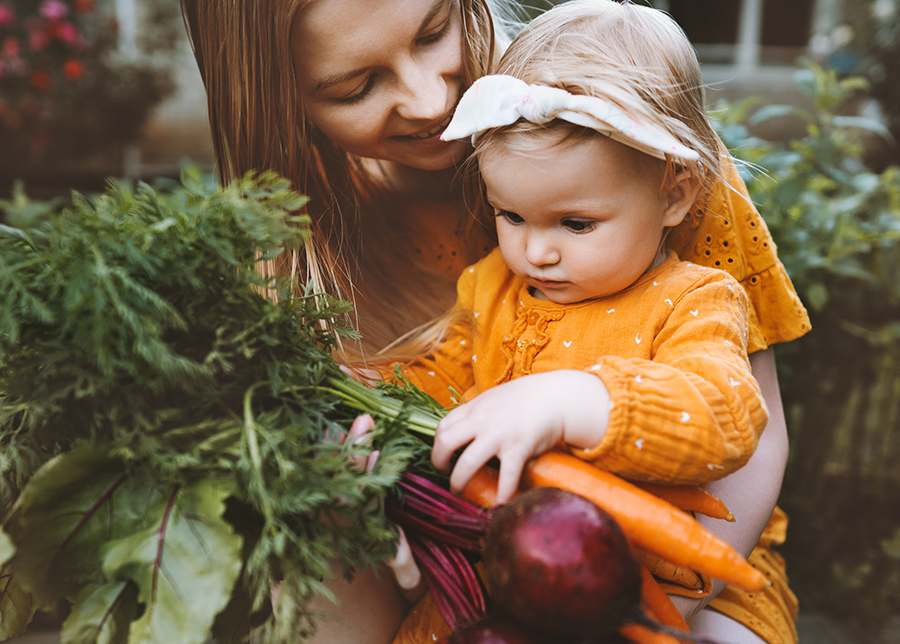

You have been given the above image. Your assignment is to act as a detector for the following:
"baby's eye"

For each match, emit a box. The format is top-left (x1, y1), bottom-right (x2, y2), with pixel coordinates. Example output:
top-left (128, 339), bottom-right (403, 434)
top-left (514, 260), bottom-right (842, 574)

top-left (496, 210), bottom-right (524, 224)
top-left (562, 219), bottom-right (596, 233)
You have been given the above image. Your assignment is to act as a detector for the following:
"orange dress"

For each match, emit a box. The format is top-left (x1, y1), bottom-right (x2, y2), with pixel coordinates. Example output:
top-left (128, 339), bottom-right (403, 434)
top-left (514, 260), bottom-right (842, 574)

top-left (391, 159), bottom-right (807, 644)
top-left (399, 249), bottom-right (768, 485)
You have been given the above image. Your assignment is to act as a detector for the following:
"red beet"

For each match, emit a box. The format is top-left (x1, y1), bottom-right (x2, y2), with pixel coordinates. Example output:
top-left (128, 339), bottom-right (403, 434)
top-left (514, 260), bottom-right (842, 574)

top-left (438, 613), bottom-right (556, 644)
top-left (440, 612), bottom-right (634, 644)
top-left (482, 487), bottom-right (642, 637)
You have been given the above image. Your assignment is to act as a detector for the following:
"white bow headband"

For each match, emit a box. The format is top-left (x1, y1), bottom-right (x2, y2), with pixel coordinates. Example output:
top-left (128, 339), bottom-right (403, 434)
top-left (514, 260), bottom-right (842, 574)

top-left (440, 75), bottom-right (699, 162)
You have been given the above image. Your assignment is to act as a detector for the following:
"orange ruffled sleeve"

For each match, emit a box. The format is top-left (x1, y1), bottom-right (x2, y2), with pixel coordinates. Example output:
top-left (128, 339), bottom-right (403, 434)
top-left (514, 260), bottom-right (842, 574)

top-left (668, 157), bottom-right (811, 353)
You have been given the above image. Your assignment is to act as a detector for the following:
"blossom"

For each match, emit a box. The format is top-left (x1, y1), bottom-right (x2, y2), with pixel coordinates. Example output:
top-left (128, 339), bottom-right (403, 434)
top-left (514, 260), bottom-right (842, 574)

top-left (39, 0), bottom-right (68, 21)
top-left (0, 1), bottom-right (15, 28)
top-left (29, 28), bottom-right (50, 52)
top-left (73, 0), bottom-right (94, 13)
top-left (831, 24), bottom-right (855, 48)
top-left (5, 56), bottom-right (25, 76)
top-left (29, 69), bottom-right (51, 90)
top-left (2, 36), bottom-right (20, 58)
top-left (54, 21), bottom-right (80, 46)
top-left (872, 0), bottom-right (896, 19)
top-left (62, 58), bottom-right (84, 80)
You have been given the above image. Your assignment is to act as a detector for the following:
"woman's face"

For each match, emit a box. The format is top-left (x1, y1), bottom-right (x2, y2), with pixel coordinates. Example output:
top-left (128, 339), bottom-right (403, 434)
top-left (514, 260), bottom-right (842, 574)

top-left (291, 0), bottom-right (470, 172)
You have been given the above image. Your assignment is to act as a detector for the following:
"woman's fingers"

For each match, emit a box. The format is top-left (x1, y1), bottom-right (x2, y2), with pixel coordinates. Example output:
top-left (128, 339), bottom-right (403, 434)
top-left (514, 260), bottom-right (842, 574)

top-left (347, 414), bottom-right (375, 471)
top-left (386, 526), bottom-right (426, 604)
top-left (349, 413), bottom-right (375, 437)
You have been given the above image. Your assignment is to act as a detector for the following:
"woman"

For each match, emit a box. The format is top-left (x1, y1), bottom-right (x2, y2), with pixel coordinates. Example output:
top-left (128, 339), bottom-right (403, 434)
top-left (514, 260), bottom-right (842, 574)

top-left (179, 1), bottom-right (809, 642)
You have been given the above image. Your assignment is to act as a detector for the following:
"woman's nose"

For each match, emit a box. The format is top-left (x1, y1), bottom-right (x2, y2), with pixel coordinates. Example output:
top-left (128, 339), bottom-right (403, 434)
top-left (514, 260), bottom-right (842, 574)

top-left (394, 59), bottom-right (448, 121)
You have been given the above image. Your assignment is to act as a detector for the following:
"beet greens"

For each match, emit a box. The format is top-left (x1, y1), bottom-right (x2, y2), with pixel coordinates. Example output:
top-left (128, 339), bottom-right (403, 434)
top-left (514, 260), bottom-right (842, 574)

top-left (0, 169), bottom-right (441, 644)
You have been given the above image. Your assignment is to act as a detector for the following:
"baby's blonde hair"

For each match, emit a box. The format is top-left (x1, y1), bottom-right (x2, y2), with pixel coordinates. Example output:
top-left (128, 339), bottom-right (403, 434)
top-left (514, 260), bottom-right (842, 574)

top-left (471, 0), bottom-right (723, 205)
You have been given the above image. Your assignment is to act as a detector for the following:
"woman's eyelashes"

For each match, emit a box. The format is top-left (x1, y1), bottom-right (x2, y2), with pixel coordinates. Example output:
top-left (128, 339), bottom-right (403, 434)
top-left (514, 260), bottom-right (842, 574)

top-left (334, 13), bottom-right (452, 105)
top-left (338, 75), bottom-right (378, 104)
top-left (418, 14), bottom-right (453, 46)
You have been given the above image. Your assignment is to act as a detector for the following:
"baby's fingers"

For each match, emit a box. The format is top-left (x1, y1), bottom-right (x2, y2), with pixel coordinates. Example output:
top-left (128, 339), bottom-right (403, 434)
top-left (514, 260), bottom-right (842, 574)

top-left (431, 414), bottom-right (475, 473)
top-left (447, 438), bottom-right (497, 496)
top-left (494, 453), bottom-right (527, 505)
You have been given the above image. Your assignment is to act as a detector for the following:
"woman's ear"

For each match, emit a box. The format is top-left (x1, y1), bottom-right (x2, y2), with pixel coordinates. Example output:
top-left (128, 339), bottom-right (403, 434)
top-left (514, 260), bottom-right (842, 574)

top-left (661, 170), bottom-right (702, 228)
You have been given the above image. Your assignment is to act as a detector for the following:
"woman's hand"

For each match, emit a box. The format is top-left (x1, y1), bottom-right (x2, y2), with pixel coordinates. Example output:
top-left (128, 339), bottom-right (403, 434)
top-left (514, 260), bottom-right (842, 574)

top-left (346, 414), bottom-right (426, 604)
top-left (432, 370), bottom-right (612, 504)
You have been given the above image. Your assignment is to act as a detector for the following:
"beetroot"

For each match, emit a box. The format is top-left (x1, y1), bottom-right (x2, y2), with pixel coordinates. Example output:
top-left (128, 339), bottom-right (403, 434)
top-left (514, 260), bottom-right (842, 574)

top-left (440, 612), bottom-right (634, 644)
top-left (438, 613), bottom-right (555, 644)
top-left (482, 487), bottom-right (642, 637)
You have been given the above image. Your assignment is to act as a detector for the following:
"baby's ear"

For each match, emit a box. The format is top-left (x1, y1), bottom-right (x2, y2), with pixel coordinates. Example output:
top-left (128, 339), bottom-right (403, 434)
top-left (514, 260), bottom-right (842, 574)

top-left (661, 169), bottom-right (702, 228)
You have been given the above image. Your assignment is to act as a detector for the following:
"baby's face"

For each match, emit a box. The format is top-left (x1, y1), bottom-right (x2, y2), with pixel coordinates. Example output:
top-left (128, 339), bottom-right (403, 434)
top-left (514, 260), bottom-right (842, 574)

top-left (291, 0), bottom-right (469, 172)
top-left (482, 135), bottom-right (679, 304)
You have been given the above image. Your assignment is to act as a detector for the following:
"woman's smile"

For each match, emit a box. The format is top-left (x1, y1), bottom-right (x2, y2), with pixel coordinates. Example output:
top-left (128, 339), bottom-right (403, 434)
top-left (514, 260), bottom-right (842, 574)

top-left (292, 0), bottom-right (469, 171)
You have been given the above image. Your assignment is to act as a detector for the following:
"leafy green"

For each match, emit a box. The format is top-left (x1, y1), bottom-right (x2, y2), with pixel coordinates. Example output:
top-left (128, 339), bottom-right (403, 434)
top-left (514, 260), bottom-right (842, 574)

top-left (0, 168), bottom-right (439, 642)
top-left (713, 61), bottom-right (900, 626)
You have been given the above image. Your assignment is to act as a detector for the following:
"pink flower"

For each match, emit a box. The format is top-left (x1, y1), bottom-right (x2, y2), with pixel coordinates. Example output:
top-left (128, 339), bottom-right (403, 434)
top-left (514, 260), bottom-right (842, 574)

top-left (55, 21), bottom-right (80, 45)
top-left (5, 56), bottom-right (25, 76)
top-left (0, 1), bottom-right (16, 28)
top-left (39, 0), bottom-right (69, 21)
top-left (29, 29), bottom-right (50, 52)
top-left (2, 36), bottom-right (19, 58)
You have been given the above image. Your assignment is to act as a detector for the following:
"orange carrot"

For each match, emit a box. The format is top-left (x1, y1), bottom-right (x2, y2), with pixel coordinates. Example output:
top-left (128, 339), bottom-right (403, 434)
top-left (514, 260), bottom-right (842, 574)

top-left (461, 465), bottom-right (502, 509)
top-left (638, 550), bottom-right (704, 591)
top-left (619, 623), bottom-right (687, 644)
top-left (639, 564), bottom-right (690, 632)
top-left (636, 482), bottom-right (735, 522)
top-left (521, 452), bottom-right (767, 592)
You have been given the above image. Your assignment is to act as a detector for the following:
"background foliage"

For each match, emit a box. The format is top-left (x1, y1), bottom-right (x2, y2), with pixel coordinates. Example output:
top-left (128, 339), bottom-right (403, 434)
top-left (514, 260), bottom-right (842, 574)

top-left (715, 63), bottom-right (900, 626)
top-left (0, 0), bottom-right (176, 167)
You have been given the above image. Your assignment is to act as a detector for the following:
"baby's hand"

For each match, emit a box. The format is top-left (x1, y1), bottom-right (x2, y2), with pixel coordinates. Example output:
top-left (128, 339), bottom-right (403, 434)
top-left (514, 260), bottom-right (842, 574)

top-left (432, 370), bottom-right (611, 504)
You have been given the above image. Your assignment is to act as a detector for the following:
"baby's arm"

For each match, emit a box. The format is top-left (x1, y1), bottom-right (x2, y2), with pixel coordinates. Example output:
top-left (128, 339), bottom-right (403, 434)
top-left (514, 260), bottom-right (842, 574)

top-left (576, 272), bottom-right (767, 484)
top-left (434, 271), bottom-right (766, 501)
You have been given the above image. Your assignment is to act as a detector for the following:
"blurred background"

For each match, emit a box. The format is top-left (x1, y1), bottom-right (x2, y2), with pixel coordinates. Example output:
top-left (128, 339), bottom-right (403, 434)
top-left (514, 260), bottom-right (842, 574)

top-left (2, 0), bottom-right (900, 640)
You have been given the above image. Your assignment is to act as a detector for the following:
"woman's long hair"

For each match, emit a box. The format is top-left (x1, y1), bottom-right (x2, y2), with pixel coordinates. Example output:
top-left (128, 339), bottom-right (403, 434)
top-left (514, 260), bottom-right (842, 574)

top-left (179, 0), bottom-right (516, 357)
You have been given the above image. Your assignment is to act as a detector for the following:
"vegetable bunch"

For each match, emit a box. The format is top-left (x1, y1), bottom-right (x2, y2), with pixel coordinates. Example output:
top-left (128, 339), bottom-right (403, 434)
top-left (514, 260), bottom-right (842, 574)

top-left (0, 169), bottom-right (436, 644)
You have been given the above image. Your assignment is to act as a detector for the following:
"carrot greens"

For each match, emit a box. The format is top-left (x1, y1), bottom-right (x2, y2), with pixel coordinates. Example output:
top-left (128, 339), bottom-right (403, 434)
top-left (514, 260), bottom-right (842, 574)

top-left (0, 169), bottom-right (440, 644)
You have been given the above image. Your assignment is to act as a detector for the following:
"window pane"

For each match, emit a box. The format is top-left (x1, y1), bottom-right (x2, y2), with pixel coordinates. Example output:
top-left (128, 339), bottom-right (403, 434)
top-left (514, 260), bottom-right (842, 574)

top-left (666, 0), bottom-right (741, 44)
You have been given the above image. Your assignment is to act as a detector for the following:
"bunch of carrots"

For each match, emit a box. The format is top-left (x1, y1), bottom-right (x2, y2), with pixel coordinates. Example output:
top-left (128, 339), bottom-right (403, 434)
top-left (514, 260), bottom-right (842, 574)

top-left (390, 450), bottom-right (766, 644)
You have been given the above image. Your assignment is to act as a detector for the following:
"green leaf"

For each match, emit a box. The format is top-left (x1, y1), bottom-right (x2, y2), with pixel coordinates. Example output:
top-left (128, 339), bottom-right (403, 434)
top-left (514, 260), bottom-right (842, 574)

top-left (2, 446), bottom-right (134, 608)
top-left (62, 581), bottom-right (140, 644)
top-left (0, 557), bottom-right (35, 641)
top-left (806, 282), bottom-right (829, 311)
top-left (748, 104), bottom-right (810, 127)
top-left (832, 116), bottom-right (894, 141)
top-left (102, 479), bottom-right (242, 644)
top-left (2, 446), bottom-right (243, 644)
top-left (209, 586), bottom-right (254, 644)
